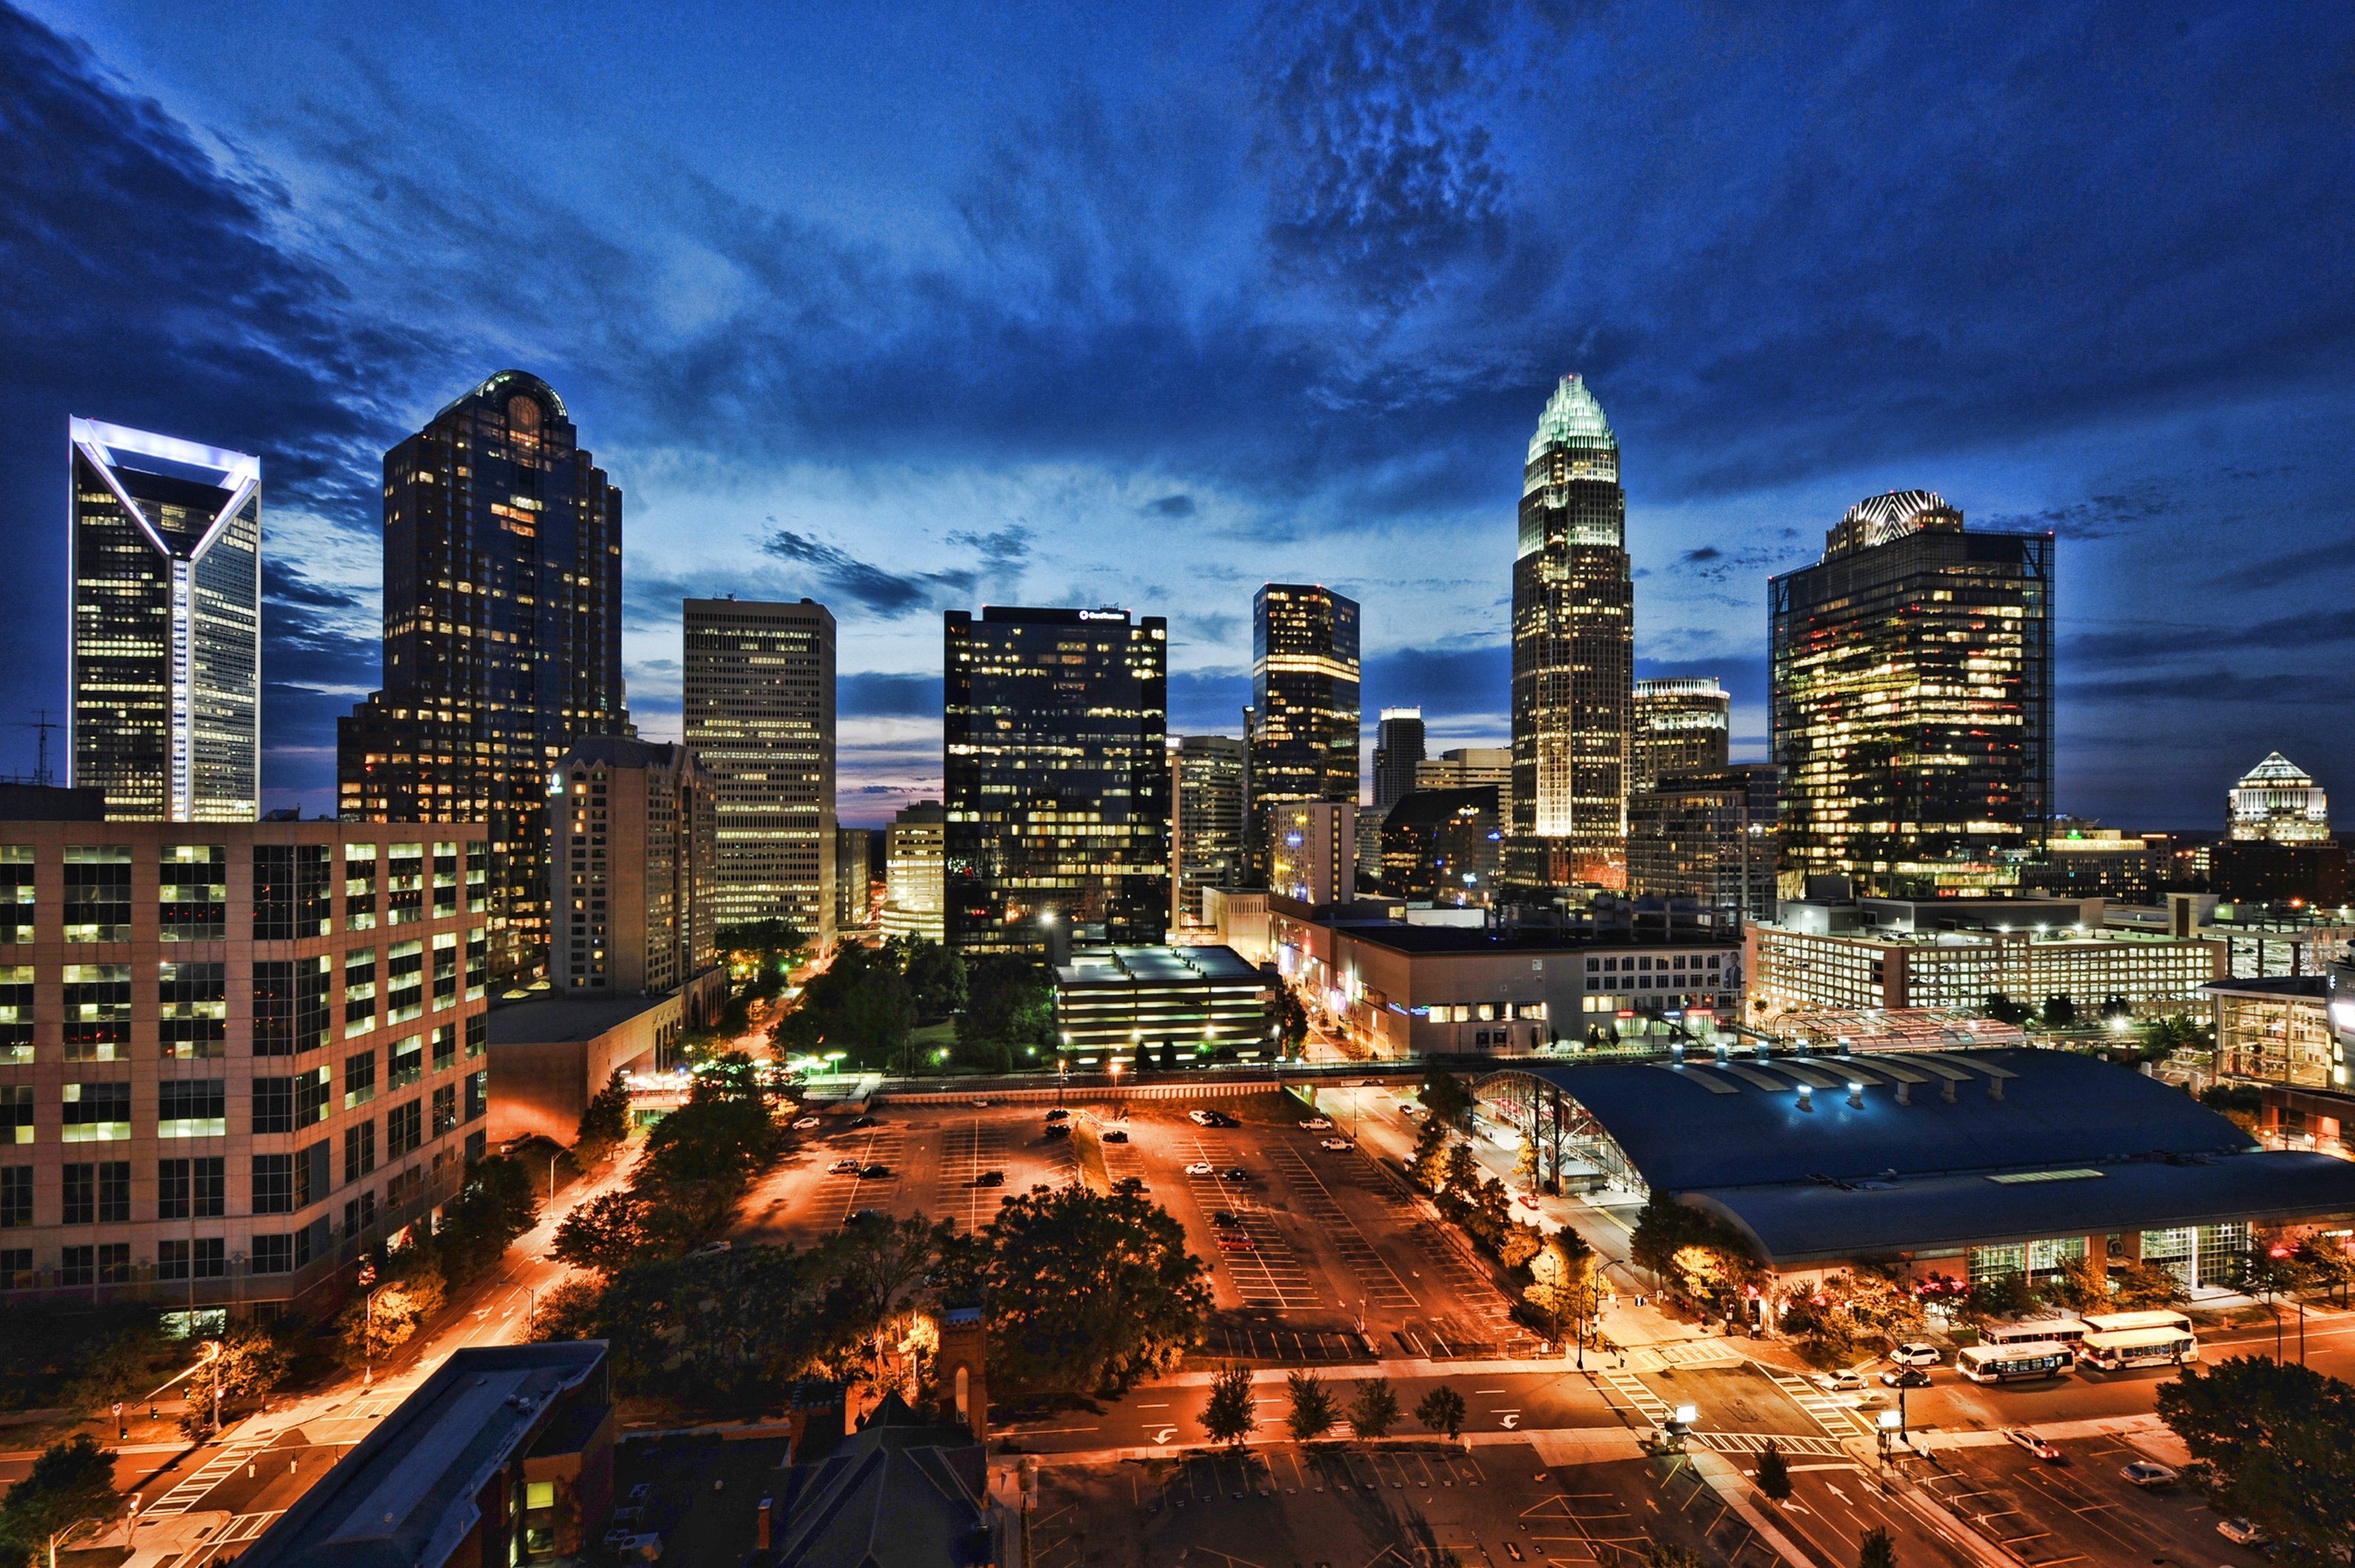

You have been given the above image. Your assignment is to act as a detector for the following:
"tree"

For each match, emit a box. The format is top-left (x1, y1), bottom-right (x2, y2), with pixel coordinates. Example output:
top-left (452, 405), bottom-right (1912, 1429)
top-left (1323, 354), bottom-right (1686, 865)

top-left (2039, 1251), bottom-right (2112, 1314)
top-left (1203, 1364), bottom-right (1256, 1447)
top-left (768, 1007), bottom-right (822, 1057)
top-left (58, 1317), bottom-right (172, 1414)
top-left (1527, 1231), bottom-right (1600, 1349)
top-left (1966, 1268), bottom-right (2036, 1322)
top-left (823, 1215), bottom-right (956, 1383)
top-left (891, 937), bottom-right (968, 1021)
top-left (0, 1434), bottom-right (118, 1568)
top-left (2295, 1233), bottom-right (2355, 1307)
top-left (1419, 1067), bottom-right (1472, 1129)
top-left (1348, 1378), bottom-right (1398, 1439)
top-left (1276, 987), bottom-right (1309, 1052)
top-left (2040, 994), bottom-right (2077, 1027)
top-left (2110, 1258), bottom-right (2190, 1309)
top-left (1415, 1384), bottom-right (1467, 1441)
top-left (1285, 1370), bottom-right (1336, 1442)
top-left (1408, 1118), bottom-right (1450, 1192)
top-left (1630, 1192), bottom-right (1760, 1314)
top-left (982, 1183), bottom-right (1210, 1395)
top-left (958, 956), bottom-right (1056, 1053)
top-left (1859, 1525), bottom-right (1896, 1568)
top-left (432, 1155), bottom-right (540, 1285)
top-left (573, 1069), bottom-right (634, 1165)
top-left (180, 1328), bottom-right (288, 1438)
top-left (1754, 1440), bottom-right (1792, 1501)
top-left (337, 1255), bottom-right (447, 1368)
top-left (2157, 1356), bottom-right (2355, 1568)
top-left (1981, 992), bottom-right (2029, 1026)
top-left (553, 1190), bottom-right (656, 1273)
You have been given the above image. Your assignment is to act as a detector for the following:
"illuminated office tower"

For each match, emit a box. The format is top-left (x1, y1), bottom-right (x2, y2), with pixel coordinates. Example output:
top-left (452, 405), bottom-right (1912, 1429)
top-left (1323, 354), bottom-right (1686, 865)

top-left (945, 608), bottom-right (1168, 952)
top-left (1770, 491), bottom-right (2052, 897)
top-left (682, 597), bottom-right (835, 947)
top-left (1632, 677), bottom-right (1730, 792)
top-left (882, 802), bottom-right (945, 942)
top-left (547, 738), bottom-right (717, 998)
top-left (1509, 374), bottom-right (1632, 891)
top-left (1372, 709), bottom-right (1427, 816)
top-left (337, 372), bottom-right (628, 986)
top-left (2226, 753), bottom-right (2329, 843)
top-left (67, 419), bottom-right (260, 822)
top-left (1246, 585), bottom-right (1359, 884)
top-left (1172, 735), bottom-right (1245, 927)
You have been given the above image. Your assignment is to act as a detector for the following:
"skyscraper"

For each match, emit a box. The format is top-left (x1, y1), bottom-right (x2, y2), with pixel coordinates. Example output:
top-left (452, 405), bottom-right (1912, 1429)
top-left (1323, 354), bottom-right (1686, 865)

top-left (1372, 709), bottom-right (1426, 816)
top-left (681, 597), bottom-right (836, 947)
top-left (945, 606), bottom-right (1168, 953)
top-left (1509, 375), bottom-right (1632, 891)
top-left (337, 372), bottom-right (627, 986)
top-left (1267, 800), bottom-right (1356, 905)
top-left (1626, 763), bottom-right (1780, 922)
top-left (883, 802), bottom-right (946, 942)
top-left (1172, 734), bottom-right (1245, 927)
top-left (1246, 584), bottom-right (1359, 884)
top-left (1770, 490), bottom-right (2053, 897)
top-left (67, 419), bottom-right (260, 822)
top-left (1631, 677), bottom-right (1731, 792)
top-left (548, 738), bottom-right (717, 999)
top-left (2226, 753), bottom-right (2329, 843)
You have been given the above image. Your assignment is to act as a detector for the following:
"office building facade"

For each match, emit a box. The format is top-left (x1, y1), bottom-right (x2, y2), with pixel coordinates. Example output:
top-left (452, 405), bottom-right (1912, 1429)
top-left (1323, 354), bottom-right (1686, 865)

top-left (1246, 585), bottom-right (1359, 883)
top-left (1510, 375), bottom-right (1632, 891)
top-left (835, 828), bottom-right (876, 932)
top-left (681, 598), bottom-right (835, 946)
top-left (1631, 677), bottom-right (1730, 792)
top-left (1373, 709), bottom-right (1427, 816)
top-left (549, 740), bottom-right (717, 1001)
top-left (1627, 764), bottom-right (1780, 923)
top-left (0, 808), bottom-right (487, 1318)
top-left (1746, 916), bottom-right (2222, 1021)
top-left (1171, 735), bottom-right (1245, 928)
top-left (1052, 945), bottom-right (1276, 1062)
top-left (338, 372), bottom-right (628, 987)
top-left (68, 419), bottom-right (261, 823)
top-left (1380, 786), bottom-right (1502, 905)
top-left (882, 802), bottom-right (945, 942)
top-left (945, 608), bottom-right (1169, 953)
top-left (1268, 800), bottom-right (1357, 906)
top-left (2227, 752), bottom-right (2329, 843)
top-left (1770, 491), bottom-right (2052, 898)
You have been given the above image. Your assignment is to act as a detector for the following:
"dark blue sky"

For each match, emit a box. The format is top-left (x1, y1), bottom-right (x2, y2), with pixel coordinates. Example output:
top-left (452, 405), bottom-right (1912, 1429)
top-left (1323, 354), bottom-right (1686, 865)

top-left (4, 1), bottom-right (2351, 827)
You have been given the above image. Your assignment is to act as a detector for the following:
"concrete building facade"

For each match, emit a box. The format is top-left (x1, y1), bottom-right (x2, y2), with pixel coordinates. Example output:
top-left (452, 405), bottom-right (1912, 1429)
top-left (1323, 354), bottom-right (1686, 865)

top-left (548, 739), bottom-right (717, 1007)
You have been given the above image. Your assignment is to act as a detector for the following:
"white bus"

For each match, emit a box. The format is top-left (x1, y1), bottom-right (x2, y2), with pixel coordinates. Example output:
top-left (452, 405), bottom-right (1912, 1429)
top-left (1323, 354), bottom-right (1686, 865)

top-left (2080, 1325), bottom-right (2197, 1371)
top-left (2081, 1308), bottom-right (2194, 1336)
top-left (1984, 1317), bottom-right (2087, 1349)
top-left (1957, 1341), bottom-right (2074, 1383)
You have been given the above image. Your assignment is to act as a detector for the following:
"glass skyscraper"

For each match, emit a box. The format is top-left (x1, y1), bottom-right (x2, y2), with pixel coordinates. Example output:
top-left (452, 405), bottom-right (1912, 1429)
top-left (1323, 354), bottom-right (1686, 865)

top-left (682, 597), bottom-right (836, 946)
top-left (945, 606), bottom-right (1169, 953)
top-left (1246, 584), bottom-right (1359, 885)
top-left (337, 371), bottom-right (627, 985)
top-left (1770, 491), bottom-right (2053, 897)
top-left (1509, 374), bottom-right (1632, 890)
top-left (67, 419), bottom-right (261, 822)
top-left (1631, 677), bottom-right (1731, 792)
top-left (1172, 734), bottom-right (1244, 928)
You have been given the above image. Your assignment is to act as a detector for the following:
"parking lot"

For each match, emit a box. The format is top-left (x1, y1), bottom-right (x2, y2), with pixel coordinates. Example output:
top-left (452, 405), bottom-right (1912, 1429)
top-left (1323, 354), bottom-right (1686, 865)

top-left (733, 1092), bottom-right (1535, 1362)
top-left (1913, 1433), bottom-right (2260, 1568)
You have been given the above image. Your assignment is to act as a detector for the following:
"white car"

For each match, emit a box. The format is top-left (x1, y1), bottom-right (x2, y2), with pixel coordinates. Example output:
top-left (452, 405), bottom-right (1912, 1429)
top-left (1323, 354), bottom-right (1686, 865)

top-left (1299, 1118), bottom-right (1332, 1131)
top-left (2119, 1461), bottom-right (2177, 1487)
top-left (1189, 1109), bottom-right (1217, 1126)
top-left (1184, 1161), bottom-right (1214, 1176)
top-left (1890, 1342), bottom-right (1941, 1368)
top-left (828, 1158), bottom-right (860, 1175)
top-left (2002, 1427), bottom-right (2063, 1462)
top-left (791, 1115), bottom-right (820, 1129)
top-left (1319, 1138), bottom-right (1351, 1152)
top-left (2217, 1518), bottom-right (2268, 1547)
top-left (1811, 1368), bottom-right (1868, 1392)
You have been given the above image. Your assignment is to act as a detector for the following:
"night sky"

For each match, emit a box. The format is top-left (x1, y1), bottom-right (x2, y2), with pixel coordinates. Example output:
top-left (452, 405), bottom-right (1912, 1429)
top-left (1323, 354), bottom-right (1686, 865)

top-left (4, 1), bottom-right (2351, 828)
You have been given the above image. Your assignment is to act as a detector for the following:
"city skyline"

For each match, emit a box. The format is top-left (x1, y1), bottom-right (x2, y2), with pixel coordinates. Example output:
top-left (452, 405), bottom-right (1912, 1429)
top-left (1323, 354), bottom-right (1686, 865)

top-left (2, 4), bottom-right (2351, 831)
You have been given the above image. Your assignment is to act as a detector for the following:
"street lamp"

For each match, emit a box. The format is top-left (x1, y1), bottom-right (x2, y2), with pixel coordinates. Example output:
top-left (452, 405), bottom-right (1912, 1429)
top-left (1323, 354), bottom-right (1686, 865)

top-left (1876, 1408), bottom-right (1901, 1467)
top-left (362, 1282), bottom-right (393, 1388)
top-left (1108, 1058), bottom-right (1125, 1121)
top-left (199, 1339), bottom-right (223, 1436)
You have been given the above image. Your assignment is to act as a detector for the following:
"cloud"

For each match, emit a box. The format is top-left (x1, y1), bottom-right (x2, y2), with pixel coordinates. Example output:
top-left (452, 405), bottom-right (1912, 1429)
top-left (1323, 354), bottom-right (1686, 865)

top-left (1143, 494), bottom-right (1197, 518)
top-left (761, 527), bottom-right (978, 617)
top-left (1981, 487), bottom-right (2177, 541)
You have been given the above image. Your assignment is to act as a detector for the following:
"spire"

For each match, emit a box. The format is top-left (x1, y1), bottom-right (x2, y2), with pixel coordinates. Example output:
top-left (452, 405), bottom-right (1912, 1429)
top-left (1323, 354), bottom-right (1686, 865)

top-left (1526, 374), bottom-right (1617, 464)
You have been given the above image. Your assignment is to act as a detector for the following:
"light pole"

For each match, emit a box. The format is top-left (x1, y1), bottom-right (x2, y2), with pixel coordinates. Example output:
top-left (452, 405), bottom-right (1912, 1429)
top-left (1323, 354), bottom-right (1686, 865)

top-left (199, 1339), bottom-right (223, 1436)
top-left (509, 1282), bottom-right (538, 1339)
top-left (1877, 1408), bottom-right (1900, 1469)
top-left (1108, 1058), bottom-right (1124, 1121)
top-left (362, 1282), bottom-right (393, 1387)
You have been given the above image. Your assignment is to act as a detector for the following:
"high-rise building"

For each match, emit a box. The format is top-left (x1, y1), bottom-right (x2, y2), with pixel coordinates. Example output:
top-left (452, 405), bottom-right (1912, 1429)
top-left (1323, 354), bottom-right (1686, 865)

top-left (882, 802), bottom-right (946, 942)
top-left (1416, 748), bottom-right (1514, 831)
top-left (836, 828), bottom-right (876, 931)
top-left (1626, 764), bottom-right (1780, 922)
top-left (67, 419), bottom-right (261, 823)
top-left (1380, 786), bottom-right (1501, 905)
top-left (1171, 735), bottom-right (1245, 928)
top-left (1373, 709), bottom-right (1427, 815)
top-left (681, 597), bottom-right (836, 946)
top-left (1246, 585), bottom-right (1359, 884)
top-left (1770, 491), bottom-right (2053, 898)
top-left (945, 607), bottom-right (1168, 953)
top-left (337, 372), bottom-right (627, 987)
top-left (0, 800), bottom-right (487, 1317)
top-left (1631, 677), bottom-right (1730, 792)
top-left (548, 739), bottom-right (717, 1000)
top-left (1509, 375), bottom-right (1632, 891)
top-left (1268, 800), bottom-right (1356, 906)
top-left (2227, 752), bottom-right (2330, 843)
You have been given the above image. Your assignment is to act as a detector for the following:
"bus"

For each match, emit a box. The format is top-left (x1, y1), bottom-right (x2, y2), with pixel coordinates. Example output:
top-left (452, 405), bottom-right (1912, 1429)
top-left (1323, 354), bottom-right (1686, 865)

top-left (1957, 1341), bottom-right (2074, 1383)
top-left (2080, 1326), bottom-right (2197, 1371)
top-left (1983, 1317), bottom-right (2087, 1349)
top-left (2081, 1309), bottom-right (2194, 1336)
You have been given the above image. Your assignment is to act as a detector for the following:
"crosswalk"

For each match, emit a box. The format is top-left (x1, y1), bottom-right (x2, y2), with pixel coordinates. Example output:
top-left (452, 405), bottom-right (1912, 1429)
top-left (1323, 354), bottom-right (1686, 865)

top-left (1598, 1366), bottom-right (1675, 1426)
top-left (1754, 1363), bottom-right (1877, 1438)
top-left (1695, 1430), bottom-right (1852, 1459)
top-left (176, 1510), bottom-right (282, 1567)
top-left (143, 1443), bottom-right (267, 1518)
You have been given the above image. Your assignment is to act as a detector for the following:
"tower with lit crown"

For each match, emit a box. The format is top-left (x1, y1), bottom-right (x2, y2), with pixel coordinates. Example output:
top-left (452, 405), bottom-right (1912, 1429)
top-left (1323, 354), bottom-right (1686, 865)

top-left (1508, 374), bottom-right (1632, 889)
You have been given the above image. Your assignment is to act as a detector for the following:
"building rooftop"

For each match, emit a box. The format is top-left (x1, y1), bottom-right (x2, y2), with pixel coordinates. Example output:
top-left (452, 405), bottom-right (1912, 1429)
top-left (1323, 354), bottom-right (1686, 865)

top-left (1339, 922), bottom-right (1733, 956)
top-left (237, 1342), bottom-right (607, 1568)
top-left (1055, 945), bottom-right (1265, 987)
top-left (2204, 974), bottom-right (2331, 1000)
top-left (768, 1393), bottom-right (994, 1567)
top-left (487, 992), bottom-right (675, 1044)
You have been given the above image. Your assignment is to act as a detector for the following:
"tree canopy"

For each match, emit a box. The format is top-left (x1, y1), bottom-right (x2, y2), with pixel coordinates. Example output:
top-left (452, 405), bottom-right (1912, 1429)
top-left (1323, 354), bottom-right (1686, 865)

top-left (0, 1434), bottom-right (118, 1568)
top-left (2157, 1356), bottom-right (2355, 1568)
top-left (980, 1180), bottom-right (1209, 1394)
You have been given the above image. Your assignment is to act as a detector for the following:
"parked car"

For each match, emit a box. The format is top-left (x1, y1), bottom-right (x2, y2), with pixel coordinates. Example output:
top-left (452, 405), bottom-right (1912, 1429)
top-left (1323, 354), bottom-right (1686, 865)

top-left (850, 1115), bottom-right (879, 1128)
top-left (1217, 1232), bottom-right (1254, 1251)
top-left (973, 1170), bottom-right (1006, 1187)
top-left (1320, 1138), bottom-right (1352, 1152)
top-left (1045, 1108), bottom-right (1070, 1122)
top-left (1299, 1118), bottom-right (1332, 1131)
top-left (791, 1116), bottom-right (821, 1130)
top-left (1043, 1122), bottom-right (1071, 1139)
top-left (969, 1097), bottom-right (989, 1108)
top-left (2001, 1428), bottom-right (2064, 1462)
top-left (859, 1163), bottom-right (892, 1179)
top-left (1185, 1161), bottom-right (1214, 1176)
top-left (2118, 1461), bottom-right (2177, 1487)
top-left (2217, 1518), bottom-right (2269, 1547)
top-left (1101, 1129), bottom-right (1129, 1143)
top-left (1891, 1342), bottom-right (1941, 1368)
top-left (1189, 1109), bottom-right (1237, 1127)
top-left (1880, 1368), bottom-right (1933, 1388)
top-left (1222, 1166), bottom-right (1249, 1181)
top-left (846, 1208), bottom-right (888, 1225)
top-left (688, 1240), bottom-right (732, 1257)
top-left (828, 1158), bottom-right (861, 1175)
top-left (1811, 1368), bottom-right (1868, 1392)
top-left (1516, 1192), bottom-right (1541, 1209)
top-left (1210, 1209), bottom-right (1239, 1227)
